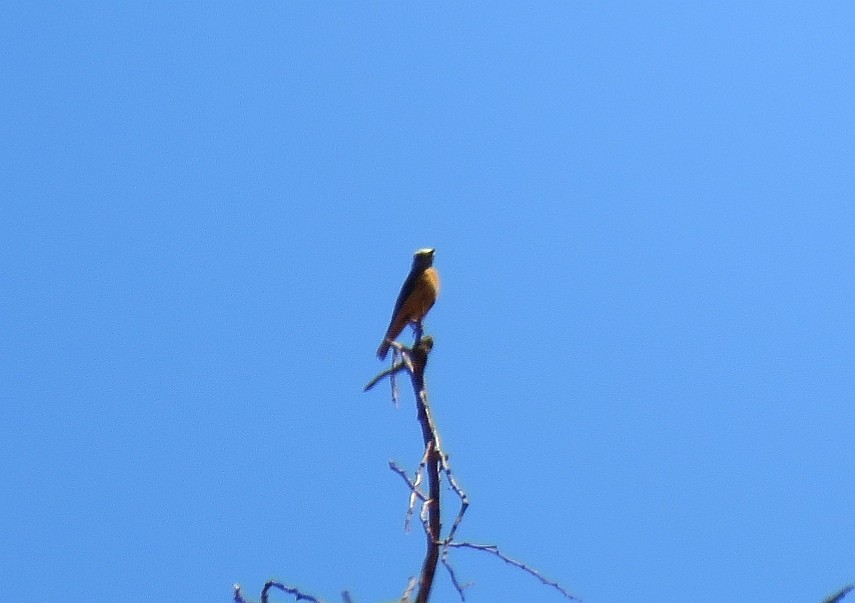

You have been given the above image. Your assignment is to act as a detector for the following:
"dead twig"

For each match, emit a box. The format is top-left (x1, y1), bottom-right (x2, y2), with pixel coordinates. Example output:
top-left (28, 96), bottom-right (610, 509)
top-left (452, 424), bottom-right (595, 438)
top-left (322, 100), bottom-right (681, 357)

top-left (380, 331), bottom-right (577, 602)
top-left (363, 360), bottom-right (407, 393)
top-left (249, 580), bottom-right (323, 603)
top-left (824, 585), bottom-right (854, 603)
top-left (399, 576), bottom-right (418, 602)
top-left (403, 334), bottom-right (442, 603)
top-left (440, 554), bottom-right (474, 600)
top-left (389, 459), bottom-right (427, 532)
top-left (439, 451), bottom-right (469, 544)
top-left (443, 542), bottom-right (579, 601)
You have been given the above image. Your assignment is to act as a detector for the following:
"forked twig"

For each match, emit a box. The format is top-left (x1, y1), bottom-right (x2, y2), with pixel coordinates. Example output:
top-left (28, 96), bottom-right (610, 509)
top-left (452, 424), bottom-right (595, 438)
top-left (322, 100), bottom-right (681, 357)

top-left (389, 459), bottom-right (427, 532)
top-left (444, 542), bottom-right (580, 601)
top-left (440, 554), bottom-right (474, 600)
top-left (438, 452), bottom-right (469, 543)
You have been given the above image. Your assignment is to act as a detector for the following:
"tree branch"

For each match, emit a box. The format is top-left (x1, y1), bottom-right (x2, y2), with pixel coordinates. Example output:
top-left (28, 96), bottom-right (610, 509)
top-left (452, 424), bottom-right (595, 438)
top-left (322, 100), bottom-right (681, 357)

top-left (402, 334), bottom-right (442, 603)
top-left (444, 542), bottom-right (580, 601)
top-left (824, 584), bottom-right (854, 603)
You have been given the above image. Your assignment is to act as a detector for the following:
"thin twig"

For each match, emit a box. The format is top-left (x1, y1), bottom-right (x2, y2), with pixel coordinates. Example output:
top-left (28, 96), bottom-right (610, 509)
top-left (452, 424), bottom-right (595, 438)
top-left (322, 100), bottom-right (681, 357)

top-left (388, 461), bottom-right (427, 502)
top-left (441, 552), bottom-right (473, 601)
top-left (261, 580), bottom-right (323, 603)
top-left (444, 542), bottom-right (580, 601)
top-left (439, 453), bottom-right (469, 543)
top-left (389, 459), bottom-right (427, 532)
top-left (400, 576), bottom-right (418, 602)
top-left (366, 339), bottom-right (421, 405)
top-left (419, 497), bottom-right (433, 538)
top-left (397, 345), bottom-right (416, 374)
top-left (363, 360), bottom-right (407, 392)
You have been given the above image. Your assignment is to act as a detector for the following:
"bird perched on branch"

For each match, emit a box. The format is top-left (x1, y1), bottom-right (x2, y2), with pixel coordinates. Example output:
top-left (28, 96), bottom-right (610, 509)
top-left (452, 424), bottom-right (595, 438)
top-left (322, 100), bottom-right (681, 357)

top-left (376, 248), bottom-right (440, 360)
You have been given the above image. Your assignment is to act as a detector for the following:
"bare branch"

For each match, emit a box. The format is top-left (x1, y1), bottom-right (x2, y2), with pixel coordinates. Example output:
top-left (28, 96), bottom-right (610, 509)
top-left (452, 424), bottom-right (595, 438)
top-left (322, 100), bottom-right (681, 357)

top-left (393, 340), bottom-right (417, 374)
top-left (824, 585), bottom-right (854, 603)
top-left (366, 337), bottom-right (426, 405)
top-left (363, 360), bottom-right (407, 392)
top-left (261, 580), bottom-right (323, 603)
top-left (444, 542), bottom-right (580, 601)
top-left (388, 461), bottom-right (427, 503)
top-left (383, 331), bottom-right (576, 602)
top-left (392, 332), bottom-right (441, 603)
top-left (441, 553), bottom-right (474, 601)
top-left (399, 576), bottom-right (418, 602)
top-left (439, 453), bottom-right (469, 544)
top-left (389, 459), bottom-right (427, 532)
top-left (419, 497), bottom-right (432, 538)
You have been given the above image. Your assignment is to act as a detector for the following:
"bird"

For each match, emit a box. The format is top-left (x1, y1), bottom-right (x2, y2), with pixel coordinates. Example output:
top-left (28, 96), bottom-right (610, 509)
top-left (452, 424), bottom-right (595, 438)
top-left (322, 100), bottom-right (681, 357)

top-left (376, 248), bottom-right (440, 360)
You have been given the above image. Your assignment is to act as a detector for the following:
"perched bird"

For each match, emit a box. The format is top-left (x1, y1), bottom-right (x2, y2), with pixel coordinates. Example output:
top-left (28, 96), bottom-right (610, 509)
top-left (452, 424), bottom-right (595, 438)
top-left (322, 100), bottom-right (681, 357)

top-left (376, 248), bottom-right (440, 360)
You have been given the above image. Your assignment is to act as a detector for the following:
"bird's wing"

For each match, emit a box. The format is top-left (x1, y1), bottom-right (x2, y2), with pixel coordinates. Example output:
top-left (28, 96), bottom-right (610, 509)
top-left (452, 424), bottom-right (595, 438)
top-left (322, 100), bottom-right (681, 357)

top-left (386, 268), bottom-right (420, 330)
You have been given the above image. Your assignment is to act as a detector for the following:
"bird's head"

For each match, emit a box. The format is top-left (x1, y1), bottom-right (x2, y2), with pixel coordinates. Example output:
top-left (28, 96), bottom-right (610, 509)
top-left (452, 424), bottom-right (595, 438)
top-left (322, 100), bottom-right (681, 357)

top-left (412, 248), bottom-right (435, 269)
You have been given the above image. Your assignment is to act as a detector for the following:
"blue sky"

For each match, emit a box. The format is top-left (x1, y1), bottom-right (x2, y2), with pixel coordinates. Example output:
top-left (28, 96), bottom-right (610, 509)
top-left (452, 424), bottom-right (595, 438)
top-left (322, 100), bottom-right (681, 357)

top-left (2, 3), bottom-right (854, 602)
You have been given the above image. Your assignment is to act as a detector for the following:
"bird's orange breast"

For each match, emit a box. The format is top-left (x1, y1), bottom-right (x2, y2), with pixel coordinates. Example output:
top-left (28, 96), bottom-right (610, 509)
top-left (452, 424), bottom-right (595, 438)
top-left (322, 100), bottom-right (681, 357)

top-left (404, 266), bottom-right (440, 321)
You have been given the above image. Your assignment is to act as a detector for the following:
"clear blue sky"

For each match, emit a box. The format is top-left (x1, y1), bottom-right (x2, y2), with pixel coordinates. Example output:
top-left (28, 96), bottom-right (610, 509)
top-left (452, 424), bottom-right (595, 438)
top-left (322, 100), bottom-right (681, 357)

top-left (2, 3), bottom-right (854, 602)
